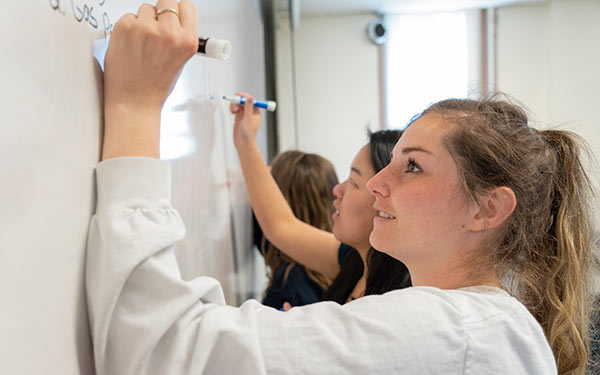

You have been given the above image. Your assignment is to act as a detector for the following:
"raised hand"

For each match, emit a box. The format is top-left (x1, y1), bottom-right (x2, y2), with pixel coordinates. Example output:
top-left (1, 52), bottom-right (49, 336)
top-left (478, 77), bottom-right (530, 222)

top-left (230, 92), bottom-right (262, 150)
top-left (102, 0), bottom-right (198, 160)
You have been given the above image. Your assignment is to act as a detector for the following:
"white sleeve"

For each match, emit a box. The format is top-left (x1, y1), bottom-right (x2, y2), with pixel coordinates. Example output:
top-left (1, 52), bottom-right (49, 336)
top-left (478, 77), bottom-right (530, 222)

top-left (86, 158), bottom-right (469, 375)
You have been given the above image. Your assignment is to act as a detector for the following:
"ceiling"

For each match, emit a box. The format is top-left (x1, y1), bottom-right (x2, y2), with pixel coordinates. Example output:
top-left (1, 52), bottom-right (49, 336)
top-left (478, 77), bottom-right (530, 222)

top-left (279, 0), bottom-right (547, 15)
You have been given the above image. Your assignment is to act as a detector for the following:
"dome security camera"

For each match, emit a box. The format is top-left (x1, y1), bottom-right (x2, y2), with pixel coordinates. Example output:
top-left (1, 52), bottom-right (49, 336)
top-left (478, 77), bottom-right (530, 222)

top-left (367, 18), bottom-right (388, 45)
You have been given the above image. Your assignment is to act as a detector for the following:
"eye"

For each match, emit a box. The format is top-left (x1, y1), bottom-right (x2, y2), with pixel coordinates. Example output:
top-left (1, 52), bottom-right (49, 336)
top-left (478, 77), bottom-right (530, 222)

top-left (348, 178), bottom-right (358, 187)
top-left (406, 158), bottom-right (422, 173)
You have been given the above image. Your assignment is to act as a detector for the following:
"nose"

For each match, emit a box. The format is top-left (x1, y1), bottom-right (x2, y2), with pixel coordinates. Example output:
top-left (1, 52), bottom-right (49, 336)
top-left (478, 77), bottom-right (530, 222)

top-left (333, 180), bottom-right (345, 200)
top-left (367, 167), bottom-right (390, 198)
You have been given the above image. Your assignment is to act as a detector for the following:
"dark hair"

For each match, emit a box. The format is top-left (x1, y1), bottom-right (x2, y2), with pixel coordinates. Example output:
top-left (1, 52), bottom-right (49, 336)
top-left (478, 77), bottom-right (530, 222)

top-left (261, 151), bottom-right (339, 292)
top-left (321, 129), bottom-right (412, 304)
top-left (421, 95), bottom-right (596, 375)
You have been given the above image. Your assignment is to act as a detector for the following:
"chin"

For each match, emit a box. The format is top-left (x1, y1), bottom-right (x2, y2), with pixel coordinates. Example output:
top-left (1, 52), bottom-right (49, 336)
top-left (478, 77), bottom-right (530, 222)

top-left (332, 225), bottom-right (343, 243)
top-left (369, 231), bottom-right (384, 251)
top-left (370, 229), bottom-right (398, 254)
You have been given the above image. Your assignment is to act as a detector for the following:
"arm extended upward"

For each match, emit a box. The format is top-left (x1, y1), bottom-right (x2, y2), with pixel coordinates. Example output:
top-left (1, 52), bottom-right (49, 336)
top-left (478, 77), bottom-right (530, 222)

top-left (232, 96), bottom-right (341, 279)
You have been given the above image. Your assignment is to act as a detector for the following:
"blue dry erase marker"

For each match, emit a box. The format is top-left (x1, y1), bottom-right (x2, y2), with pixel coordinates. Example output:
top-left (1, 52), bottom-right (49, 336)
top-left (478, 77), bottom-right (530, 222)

top-left (223, 95), bottom-right (277, 112)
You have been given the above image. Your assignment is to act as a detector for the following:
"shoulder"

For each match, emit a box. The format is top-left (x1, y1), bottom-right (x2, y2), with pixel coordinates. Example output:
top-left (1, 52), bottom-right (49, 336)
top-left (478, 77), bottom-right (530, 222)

top-left (337, 243), bottom-right (355, 265)
top-left (270, 264), bottom-right (318, 288)
top-left (367, 286), bottom-right (533, 321)
top-left (362, 286), bottom-right (556, 374)
top-left (368, 286), bottom-right (551, 343)
top-left (262, 264), bottom-right (324, 309)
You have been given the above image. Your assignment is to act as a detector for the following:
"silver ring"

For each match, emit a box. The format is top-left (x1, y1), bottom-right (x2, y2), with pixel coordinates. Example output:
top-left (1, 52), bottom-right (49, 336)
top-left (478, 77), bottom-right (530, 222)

top-left (156, 8), bottom-right (179, 18)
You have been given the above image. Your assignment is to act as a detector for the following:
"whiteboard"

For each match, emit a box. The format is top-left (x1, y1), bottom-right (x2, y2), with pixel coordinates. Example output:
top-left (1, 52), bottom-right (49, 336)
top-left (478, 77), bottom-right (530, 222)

top-left (0, 1), bottom-right (267, 374)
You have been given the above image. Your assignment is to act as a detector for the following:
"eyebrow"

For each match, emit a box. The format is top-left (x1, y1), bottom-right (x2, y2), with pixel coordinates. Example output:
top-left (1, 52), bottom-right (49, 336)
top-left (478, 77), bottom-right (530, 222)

top-left (401, 146), bottom-right (434, 156)
top-left (351, 167), bottom-right (362, 176)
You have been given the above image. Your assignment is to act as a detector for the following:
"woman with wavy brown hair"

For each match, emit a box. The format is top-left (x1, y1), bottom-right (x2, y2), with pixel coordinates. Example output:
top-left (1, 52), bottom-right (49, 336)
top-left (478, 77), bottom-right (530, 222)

top-left (367, 96), bottom-right (598, 374)
top-left (253, 150), bottom-right (338, 308)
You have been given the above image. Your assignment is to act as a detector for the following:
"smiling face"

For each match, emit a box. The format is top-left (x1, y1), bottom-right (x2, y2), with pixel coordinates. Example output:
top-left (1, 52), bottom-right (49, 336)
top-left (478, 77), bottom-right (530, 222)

top-left (367, 114), bottom-right (481, 285)
top-left (332, 145), bottom-right (378, 255)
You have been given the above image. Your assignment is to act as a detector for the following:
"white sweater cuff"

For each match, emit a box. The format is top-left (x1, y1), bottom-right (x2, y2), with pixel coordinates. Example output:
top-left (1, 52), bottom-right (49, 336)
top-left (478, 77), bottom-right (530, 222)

top-left (95, 157), bottom-right (171, 211)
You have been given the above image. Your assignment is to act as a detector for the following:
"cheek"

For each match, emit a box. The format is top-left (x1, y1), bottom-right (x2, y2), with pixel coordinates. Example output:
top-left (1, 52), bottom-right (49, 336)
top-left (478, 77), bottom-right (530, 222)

top-left (358, 193), bottom-right (377, 219)
top-left (396, 184), bottom-right (454, 225)
top-left (345, 190), bottom-right (373, 212)
top-left (409, 183), bottom-right (468, 232)
top-left (345, 192), bottom-right (376, 227)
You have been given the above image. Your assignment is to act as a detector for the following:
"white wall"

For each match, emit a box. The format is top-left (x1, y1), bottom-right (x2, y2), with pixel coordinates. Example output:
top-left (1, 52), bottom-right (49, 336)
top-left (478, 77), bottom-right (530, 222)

top-left (275, 13), bottom-right (382, 178)
top-left (496, 0), bottom-right (600, 221)
top-left (273, 0), bottom-right (600, 222)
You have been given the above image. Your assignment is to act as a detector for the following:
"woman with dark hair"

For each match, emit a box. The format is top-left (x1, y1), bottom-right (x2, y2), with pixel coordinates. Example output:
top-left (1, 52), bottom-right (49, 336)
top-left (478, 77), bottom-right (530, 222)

top-left (253, 150), bottom-right (339, 308)
top-left (232, 92), bottom-right (411, 308)
top-left (319, 130), bottom-right (412, 304)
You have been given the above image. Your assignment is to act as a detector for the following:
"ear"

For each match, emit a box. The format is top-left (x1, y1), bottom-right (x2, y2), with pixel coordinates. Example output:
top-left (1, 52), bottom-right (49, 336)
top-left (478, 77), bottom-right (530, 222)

top-left (467, 187), bottom-right (516, 232)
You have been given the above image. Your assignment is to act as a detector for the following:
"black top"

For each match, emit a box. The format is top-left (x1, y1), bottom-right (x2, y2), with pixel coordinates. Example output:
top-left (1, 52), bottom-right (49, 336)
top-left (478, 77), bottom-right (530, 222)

top-left (253, 214), bottom-right (351, 309)
top-left (261, 263), bottom-right (324, 309)
top-left (338, 243), bottom-right (353, 265)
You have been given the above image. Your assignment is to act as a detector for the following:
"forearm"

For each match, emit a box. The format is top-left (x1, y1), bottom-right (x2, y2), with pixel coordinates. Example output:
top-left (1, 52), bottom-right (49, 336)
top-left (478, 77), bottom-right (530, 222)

top-left (236, 141), bottom-right (297, 240)
top-left (236, 141), bottom-right (340, 278)
top-left (101, 102), bottom-right (161, 160)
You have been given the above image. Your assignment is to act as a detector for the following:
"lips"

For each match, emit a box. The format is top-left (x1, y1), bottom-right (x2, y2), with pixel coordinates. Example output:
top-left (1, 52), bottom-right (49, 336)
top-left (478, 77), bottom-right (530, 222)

top-left (377, 211), bottom-right (396, 219)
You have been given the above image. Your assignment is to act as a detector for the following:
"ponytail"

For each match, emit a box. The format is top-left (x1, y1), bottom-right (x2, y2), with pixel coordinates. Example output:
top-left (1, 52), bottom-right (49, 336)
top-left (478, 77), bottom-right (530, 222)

top-left (531, 130), bottom-right (596, 375)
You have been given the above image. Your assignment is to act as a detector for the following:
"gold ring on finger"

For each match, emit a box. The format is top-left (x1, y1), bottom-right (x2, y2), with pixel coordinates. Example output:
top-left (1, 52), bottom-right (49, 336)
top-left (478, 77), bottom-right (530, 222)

top-left (156, 8), bottom-right (179, 19)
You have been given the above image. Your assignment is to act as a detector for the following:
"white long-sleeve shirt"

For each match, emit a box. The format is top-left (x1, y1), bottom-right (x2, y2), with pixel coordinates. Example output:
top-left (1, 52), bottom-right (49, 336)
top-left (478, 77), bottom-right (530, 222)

top-left (86, 157), bottom-right (557, 375)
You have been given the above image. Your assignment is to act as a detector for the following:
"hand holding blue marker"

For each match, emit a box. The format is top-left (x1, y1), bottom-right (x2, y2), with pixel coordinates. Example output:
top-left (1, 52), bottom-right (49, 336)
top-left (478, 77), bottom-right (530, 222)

top-left (223, 95), bottom-right (277, 112)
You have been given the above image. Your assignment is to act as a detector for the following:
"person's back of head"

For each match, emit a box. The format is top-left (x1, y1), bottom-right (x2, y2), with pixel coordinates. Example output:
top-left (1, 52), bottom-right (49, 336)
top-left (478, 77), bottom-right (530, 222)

top-left (270, 150), bottom-right (338, 232)
top-left (262, 150), bottom-right (339, 290)
top-left (420, 93), bottom-right (597, 375)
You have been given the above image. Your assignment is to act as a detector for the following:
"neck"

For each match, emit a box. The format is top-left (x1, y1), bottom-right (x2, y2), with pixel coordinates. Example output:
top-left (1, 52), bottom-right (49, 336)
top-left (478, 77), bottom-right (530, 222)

top-left (355, 245), bottom-right (370, 274)
top-left (347, 271), bottom-right (368, 303)
top-left (355, 245), bottom-right (370, 262)
top-left (407, 254), bottom-right (501, 290)
top-left (411, 274), bottom-right (501, 290)
top-left (405, 234), bottom-right (504, 289)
